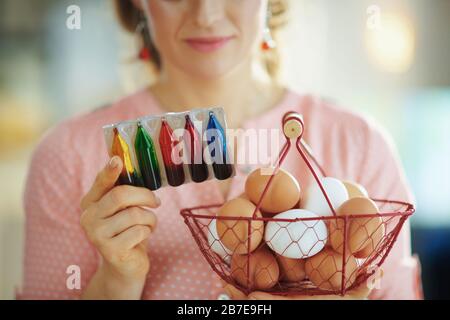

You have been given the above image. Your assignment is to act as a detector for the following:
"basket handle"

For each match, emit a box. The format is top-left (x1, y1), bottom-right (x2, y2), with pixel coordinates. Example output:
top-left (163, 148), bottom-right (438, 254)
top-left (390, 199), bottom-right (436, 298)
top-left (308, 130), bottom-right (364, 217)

top-left (250, 115), bottom-right (297, 218)
top-left (251, 111), bottom-right (337, 218)
top-left (250, 112), bottom-right (302, 218)
top-left (282, 112), bottom-right (338, 217)
top-left (283, 112), bottom-right (305, 139)
top-left (285, 112), bottom-right (337, 217)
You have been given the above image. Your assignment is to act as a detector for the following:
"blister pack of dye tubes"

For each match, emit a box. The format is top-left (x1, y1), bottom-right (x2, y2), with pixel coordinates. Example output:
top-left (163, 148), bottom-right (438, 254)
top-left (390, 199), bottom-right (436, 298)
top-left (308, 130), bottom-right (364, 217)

top-left (103, 107), bottom-right (235, 190)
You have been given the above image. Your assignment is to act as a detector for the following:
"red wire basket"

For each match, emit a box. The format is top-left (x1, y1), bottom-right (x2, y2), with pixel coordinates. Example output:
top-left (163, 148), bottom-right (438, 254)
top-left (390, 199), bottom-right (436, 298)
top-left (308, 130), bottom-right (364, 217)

top-left (180, 111), bottom-right (414, 296)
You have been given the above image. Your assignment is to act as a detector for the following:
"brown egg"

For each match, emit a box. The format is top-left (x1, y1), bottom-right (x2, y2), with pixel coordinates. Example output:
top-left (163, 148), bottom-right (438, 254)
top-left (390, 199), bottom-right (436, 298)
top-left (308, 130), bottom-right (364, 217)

top-left (216, 198), bottom-right (264, 254)
top-left (342, 180), bottom-right (369, 199)
top-left (305, 248), bottom-right (358, 291)
top-left (329, 197), bottom-right (385, 256)
top-left (353, 221), bottom-right (385, 258)
top-left (275, 254), bottom-right (306, 282)
top-left (245, 168), bottom-right (301, 215)
top-left (231, 247), bottom-right (280, 290)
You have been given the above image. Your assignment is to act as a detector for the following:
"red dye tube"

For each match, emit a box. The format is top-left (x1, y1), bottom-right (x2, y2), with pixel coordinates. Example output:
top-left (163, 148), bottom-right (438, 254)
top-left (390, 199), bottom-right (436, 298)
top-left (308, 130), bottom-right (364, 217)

top-left (184, 115), bottom-right (209, 183)
top-left (159, 119), bottom-right (185, 186)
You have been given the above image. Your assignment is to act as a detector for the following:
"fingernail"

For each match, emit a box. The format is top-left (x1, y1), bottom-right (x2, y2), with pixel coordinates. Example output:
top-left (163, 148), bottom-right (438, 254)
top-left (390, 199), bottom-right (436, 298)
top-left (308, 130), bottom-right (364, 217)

top-left (109, 156), bottom-right (119, 169)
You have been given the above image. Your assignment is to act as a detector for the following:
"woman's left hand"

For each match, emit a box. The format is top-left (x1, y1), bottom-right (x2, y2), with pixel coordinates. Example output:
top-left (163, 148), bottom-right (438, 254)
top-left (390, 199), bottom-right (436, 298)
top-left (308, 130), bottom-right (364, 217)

top-left (222, 269), bottom-right (383, 300)
top-left (247, 282), bottom-right (372, 300)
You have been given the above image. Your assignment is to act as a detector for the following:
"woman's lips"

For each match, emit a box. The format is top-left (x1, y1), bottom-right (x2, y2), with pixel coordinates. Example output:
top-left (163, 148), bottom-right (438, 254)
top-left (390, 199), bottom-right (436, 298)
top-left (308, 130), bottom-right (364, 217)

top-left (184, 36), bottom-right (235, 53)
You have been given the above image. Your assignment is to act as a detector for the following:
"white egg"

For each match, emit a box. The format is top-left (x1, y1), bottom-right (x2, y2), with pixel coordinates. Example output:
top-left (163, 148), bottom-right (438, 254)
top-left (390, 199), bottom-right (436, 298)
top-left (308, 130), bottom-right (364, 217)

top-left (302, 177), bottom-right (349, 216)
top-left (207, 219), bottom-right (231, 264)
top-left (265, 209), bottom-right (328, 259)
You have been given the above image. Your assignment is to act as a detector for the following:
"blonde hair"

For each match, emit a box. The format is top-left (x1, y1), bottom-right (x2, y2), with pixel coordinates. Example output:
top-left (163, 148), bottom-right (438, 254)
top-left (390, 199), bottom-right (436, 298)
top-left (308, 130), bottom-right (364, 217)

top-left (114, 0), bottom-right (288, 78)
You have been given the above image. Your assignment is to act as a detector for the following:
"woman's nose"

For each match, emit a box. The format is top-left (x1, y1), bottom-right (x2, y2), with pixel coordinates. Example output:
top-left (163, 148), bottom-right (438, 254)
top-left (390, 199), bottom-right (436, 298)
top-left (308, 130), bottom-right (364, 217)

top-left (194, 0), bottom-right (224, 28)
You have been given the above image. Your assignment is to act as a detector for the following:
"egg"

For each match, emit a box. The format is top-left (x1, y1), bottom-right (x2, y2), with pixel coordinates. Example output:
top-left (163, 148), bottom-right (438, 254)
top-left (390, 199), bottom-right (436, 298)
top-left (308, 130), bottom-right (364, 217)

top-left (216, 198), bottom-right (264, 254)
top-left (245, 168), bottom-right (301, 215)
top-left (329, 197), bottom-right (385, 257)
top-left (231, 246), bottom-right (280, 290)
top-left (305, 248), bottom-right (358, 291)
top-left (276, 254), bottom-right (306, 282)
top-left (342, 180), bottom-right (369, 198)
top-left (353, 230), bottom-right (381, 259)
top-left (207, 219), bottom-right (232, 264)
top-left (353, 219), bottom-right (385, 259)
top-left (265, 209), bottom-right (328, 259)
top-left (302, 177), bottom-right (349, 216)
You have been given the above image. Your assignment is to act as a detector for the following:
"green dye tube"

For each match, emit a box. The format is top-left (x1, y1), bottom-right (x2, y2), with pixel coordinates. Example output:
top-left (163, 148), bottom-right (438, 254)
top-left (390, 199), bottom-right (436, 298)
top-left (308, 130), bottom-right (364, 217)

top-left (135, 122), bottom-right (162, 191)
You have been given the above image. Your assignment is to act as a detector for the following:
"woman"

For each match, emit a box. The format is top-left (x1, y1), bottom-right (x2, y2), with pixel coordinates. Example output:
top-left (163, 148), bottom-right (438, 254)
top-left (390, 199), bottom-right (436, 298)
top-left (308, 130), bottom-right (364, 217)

top-left (20, 0), bottom-right (421, 300)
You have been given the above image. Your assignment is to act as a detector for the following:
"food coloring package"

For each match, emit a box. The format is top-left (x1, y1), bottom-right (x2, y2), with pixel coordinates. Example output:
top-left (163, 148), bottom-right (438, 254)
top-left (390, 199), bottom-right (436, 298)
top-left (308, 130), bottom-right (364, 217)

top-left (103, 107), bottom-right (235, 190)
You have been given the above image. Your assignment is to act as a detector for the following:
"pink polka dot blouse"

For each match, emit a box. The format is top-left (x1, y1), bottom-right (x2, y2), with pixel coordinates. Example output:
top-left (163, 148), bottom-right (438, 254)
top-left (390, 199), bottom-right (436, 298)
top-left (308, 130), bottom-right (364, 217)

top-left (18, 88), bottom-right (422, 299)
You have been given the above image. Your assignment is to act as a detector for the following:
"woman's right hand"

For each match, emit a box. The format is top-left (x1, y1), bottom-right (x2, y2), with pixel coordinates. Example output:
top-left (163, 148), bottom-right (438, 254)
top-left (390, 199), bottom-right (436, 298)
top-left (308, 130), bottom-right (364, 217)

top-left (79, 156), bottom-right (160, 299)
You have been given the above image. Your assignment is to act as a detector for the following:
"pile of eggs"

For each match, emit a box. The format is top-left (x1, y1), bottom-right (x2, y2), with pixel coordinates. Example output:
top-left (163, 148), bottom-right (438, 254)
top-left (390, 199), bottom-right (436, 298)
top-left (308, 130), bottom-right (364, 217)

top-left (208, 168), bottom-right (385, 292)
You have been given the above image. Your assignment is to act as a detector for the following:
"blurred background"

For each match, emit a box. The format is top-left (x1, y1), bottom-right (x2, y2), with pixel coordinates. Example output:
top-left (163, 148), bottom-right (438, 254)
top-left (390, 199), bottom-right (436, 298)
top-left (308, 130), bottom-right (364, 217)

top-left (0, 0), bottom-right (449, 299)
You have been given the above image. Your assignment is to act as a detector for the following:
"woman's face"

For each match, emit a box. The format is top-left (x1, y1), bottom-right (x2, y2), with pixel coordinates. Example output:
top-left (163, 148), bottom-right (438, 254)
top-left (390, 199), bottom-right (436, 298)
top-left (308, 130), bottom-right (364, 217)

top-left (136, 0), bottom-right (267, 79)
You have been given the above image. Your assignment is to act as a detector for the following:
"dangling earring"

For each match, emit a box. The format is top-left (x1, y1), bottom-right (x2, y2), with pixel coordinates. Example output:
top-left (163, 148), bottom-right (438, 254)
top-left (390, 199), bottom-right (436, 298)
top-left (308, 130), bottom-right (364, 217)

top-left (139, 45), bottom-right (151, 61)
top-left (136, 14), bottom-right (151, 61)
top-left (261, 4), bottom-right (276, 51)
top-left (261, 27), bottom-right (276, 51)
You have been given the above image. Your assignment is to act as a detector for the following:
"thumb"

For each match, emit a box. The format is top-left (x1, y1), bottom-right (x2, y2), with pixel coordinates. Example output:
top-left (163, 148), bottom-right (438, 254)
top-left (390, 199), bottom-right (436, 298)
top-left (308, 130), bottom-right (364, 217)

top-left (80, 156), bottom-right (123, 210)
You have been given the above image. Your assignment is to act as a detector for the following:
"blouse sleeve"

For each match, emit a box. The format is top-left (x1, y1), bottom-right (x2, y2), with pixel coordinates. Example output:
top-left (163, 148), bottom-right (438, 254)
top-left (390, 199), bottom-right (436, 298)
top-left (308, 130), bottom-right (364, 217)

top-left (358, 121), bottom-right (423, 300)
top-left (18, 122), bottom-right (99, 299)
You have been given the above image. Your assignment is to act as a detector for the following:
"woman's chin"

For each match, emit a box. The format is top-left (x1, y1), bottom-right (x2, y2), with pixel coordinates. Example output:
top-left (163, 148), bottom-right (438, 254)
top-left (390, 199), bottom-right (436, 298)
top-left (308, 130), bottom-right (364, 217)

top-left (180, 61), bottom-right (239, 81)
